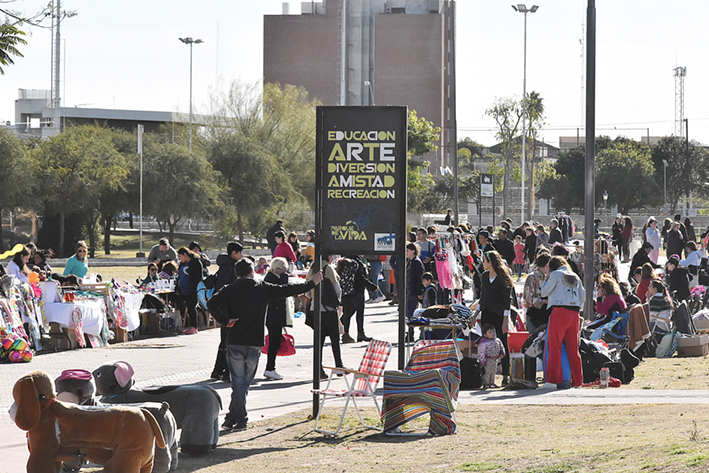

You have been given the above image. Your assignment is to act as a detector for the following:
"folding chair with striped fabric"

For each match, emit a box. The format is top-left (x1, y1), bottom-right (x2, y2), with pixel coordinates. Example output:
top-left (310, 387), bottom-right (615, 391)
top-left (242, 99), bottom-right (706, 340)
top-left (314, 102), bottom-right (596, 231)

top-left (312, 339), bottom-right (392, 435)
top-left (381, 339), bottom-right (461, 435)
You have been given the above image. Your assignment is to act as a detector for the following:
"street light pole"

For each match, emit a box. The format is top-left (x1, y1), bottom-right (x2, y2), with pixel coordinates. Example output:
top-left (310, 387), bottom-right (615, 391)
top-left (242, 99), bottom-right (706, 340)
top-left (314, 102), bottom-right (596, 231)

top-left (364, 80), bottom-right (374, 105)
top-left (512, 4), bottom-right (538, 224)
top-left (179, 37), bottom-right (203, 153)
top-left (662, 159), bottom-right (668, 214)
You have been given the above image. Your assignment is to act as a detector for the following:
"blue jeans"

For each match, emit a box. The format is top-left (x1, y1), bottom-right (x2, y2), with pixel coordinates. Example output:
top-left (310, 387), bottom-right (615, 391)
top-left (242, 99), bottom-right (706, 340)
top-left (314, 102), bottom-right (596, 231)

top-left (225, 344), bottom-right (261, 425)
top-left (369, 261), bottom-right (384, 298)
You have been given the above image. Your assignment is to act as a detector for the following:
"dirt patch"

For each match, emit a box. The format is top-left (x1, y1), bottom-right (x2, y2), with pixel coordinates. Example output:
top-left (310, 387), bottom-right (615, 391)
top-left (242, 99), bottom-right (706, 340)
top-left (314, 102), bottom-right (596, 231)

top-left (149, 404), bottom-right (709, 473)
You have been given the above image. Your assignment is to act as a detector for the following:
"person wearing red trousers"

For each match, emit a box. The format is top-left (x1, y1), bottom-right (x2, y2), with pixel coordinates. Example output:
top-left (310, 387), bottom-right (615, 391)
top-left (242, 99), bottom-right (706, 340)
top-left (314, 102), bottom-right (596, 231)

top-left (540, 256), bottom-right (585, 389)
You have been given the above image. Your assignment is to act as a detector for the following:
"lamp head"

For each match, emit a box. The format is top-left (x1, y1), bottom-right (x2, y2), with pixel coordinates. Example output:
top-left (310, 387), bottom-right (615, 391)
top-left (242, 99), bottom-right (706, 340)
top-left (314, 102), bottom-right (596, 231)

top-left (194, 39), bottom-right (204, 44)
top-left (530, 5), bottom-right (539, 12)
top-left (364, 80), bottom-right (371, 86)
top-left (179, 37), bottom-right (191, 44)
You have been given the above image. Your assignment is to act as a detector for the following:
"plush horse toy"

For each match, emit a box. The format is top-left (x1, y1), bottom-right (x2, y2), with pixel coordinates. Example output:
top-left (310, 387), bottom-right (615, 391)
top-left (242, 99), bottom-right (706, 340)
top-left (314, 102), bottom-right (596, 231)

top-left (55, 369), bottom-right (179, 473)
top-left (11, 370), bottom-right (165, 473)
top-left (93, 361), bottom-right (221, 454)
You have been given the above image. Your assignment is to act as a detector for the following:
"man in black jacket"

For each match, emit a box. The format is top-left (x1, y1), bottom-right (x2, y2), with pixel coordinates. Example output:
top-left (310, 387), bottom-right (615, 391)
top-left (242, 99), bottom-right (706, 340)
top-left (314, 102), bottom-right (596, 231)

top-left (208, 259), bottom-right (322, 432)
top-left (628, 242), bottom-right (660, 284)
top-left (495, 228), bottom-right (516, 268)
top-left (210, 241), bottom-right (244, 382)
top-left (266, 220), bottom-right (286, 255)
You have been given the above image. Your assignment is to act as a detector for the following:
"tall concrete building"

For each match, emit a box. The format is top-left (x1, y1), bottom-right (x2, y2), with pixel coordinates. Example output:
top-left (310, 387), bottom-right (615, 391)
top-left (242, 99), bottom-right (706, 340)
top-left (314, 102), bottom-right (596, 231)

top-left (264, 0), bottom-right (455, 171)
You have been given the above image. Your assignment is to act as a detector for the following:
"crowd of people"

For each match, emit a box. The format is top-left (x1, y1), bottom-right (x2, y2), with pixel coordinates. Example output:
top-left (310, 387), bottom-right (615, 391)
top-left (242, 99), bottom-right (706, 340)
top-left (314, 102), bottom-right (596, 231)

top-left (6, 209), bottom-right (709, 434)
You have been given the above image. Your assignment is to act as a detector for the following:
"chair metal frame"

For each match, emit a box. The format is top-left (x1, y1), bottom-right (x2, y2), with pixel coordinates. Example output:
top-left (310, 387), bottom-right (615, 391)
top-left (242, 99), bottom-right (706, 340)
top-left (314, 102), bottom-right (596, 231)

top-left (312, 339), bottom-right (392, 435)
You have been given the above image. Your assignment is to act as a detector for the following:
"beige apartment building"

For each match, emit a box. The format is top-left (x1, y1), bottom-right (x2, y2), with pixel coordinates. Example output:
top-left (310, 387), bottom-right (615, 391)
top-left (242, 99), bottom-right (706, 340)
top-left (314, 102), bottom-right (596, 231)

top-left (264, 0), bottom-right (455, 172)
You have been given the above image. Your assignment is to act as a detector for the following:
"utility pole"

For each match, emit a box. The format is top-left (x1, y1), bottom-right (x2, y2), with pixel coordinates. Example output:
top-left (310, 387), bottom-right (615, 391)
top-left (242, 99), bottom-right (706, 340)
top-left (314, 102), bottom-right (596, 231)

top-left (583, 0), bottom-right (596, 320)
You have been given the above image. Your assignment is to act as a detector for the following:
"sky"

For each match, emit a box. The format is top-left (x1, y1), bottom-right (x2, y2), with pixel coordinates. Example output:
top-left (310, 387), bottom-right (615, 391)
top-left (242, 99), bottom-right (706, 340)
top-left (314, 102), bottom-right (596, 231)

top-left (2, 0), bottom-right (709, 148)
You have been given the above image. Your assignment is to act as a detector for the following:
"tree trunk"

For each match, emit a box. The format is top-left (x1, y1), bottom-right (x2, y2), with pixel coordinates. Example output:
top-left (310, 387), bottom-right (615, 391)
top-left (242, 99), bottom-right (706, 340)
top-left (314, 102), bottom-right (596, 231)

top-left (0, 207), bottom-right (4, 251)
top-left (30, 211), bottom-right (38, 244)
top-left (502, 152), bottom-right (511, 220)
top-left (128, 213), bottom-right (134, 229)
top-left (58, 209), bottom-right (66, 258)
top-left (103, 214), bottom-right (112, 255)
top-left (237, 212), bottom-right (244, 246)
top-left (88, 212), bottom-right (100, 259)
top-left (168, 219), bottom-right (176, 244)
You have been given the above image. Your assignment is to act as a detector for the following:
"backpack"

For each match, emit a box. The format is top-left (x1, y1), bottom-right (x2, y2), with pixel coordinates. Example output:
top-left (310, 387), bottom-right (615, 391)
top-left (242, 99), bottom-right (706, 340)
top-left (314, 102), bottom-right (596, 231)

top-left (197, 273), bottom-right (217, 311)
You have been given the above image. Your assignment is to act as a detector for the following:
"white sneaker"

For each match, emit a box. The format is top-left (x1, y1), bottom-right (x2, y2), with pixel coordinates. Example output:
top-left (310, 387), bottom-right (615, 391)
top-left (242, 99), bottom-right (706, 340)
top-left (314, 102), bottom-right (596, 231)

top-left (264, 370), bottom-right (283, 380)
top-left (374, 294), bottom-right (386, 303)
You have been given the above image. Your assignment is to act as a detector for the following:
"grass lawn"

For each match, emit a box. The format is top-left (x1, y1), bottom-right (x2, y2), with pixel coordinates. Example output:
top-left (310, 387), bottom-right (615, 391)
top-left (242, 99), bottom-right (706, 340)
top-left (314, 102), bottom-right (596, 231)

top-left (84, 403), bottom-right (709, 473)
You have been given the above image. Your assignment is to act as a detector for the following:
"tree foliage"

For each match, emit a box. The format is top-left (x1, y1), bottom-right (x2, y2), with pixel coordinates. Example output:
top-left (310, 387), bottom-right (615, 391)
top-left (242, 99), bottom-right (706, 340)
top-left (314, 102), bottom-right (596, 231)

top-left (406, 110), bottom-right (440, 212)
top-left (485, 96), bottom-right (523, 219)
top-left (651, 136), bottom-right (709, 212)
top-left (206, 81), bottom-right (318, 242)
top-left (539, 137), bottom-right (660, 214)
top-left (0, 128), bottom-right (30, 246)
top-left (0, 22), bottom-right (26, 74)
top-left (31, 125), bottom-right (128, 256)
top-left (596, 141), bottom-right (659, 214)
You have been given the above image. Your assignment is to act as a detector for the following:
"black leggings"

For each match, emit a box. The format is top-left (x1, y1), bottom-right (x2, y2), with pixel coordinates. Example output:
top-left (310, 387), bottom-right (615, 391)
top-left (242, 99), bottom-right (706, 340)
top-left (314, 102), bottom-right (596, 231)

top-left (266, 320), bottom-right (284, 371)
top-left (320, 311), bottom-right (343, 368)
top-left (341, 292), bottom-right (366, 337)
top-left (481, 310), bottom-right (510, 377)
top-left (180, 294), bottom-right (198, 329)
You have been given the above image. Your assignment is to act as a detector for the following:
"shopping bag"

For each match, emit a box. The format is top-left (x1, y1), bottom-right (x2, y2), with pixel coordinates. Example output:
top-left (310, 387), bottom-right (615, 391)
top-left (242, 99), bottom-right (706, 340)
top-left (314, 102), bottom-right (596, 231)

top-left (261, 331), bottom-right (296, 356)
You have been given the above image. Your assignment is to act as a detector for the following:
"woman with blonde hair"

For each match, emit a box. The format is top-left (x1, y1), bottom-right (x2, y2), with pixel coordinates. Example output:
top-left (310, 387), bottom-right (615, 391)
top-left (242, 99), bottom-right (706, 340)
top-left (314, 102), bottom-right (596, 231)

top-left (595, 273), bottom-right (627, 318)
top-left (64, 241), bottom-right (89, 278)
top-left (263, 257), bottom-right (290, 380)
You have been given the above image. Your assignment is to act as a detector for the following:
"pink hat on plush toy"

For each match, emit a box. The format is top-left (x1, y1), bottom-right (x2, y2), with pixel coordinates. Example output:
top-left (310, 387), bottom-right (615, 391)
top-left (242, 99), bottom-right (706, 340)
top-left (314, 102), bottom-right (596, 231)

top-left (61, 369), bottom-right (92, 381)
top-left (113, 361), bottom-right (135, 388)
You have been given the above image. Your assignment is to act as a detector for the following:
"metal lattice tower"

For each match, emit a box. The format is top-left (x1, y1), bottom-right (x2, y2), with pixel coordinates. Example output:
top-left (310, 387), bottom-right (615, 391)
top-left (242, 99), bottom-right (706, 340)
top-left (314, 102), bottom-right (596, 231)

top-left (674, 66), bottom-right (686, 137)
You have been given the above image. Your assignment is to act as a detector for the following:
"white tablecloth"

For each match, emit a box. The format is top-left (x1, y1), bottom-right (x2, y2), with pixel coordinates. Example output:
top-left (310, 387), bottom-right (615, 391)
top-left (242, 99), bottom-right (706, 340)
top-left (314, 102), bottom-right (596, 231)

top-left (43, 299), bottom-right (106, 336)
top-left (120, 292), bottom-right (144, 332)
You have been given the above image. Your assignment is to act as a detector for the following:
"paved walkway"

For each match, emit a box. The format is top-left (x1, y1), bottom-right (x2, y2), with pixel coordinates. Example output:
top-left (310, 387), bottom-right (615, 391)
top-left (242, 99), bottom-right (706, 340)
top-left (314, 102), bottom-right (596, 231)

top-left (3, 255), bottom-right (688, 471)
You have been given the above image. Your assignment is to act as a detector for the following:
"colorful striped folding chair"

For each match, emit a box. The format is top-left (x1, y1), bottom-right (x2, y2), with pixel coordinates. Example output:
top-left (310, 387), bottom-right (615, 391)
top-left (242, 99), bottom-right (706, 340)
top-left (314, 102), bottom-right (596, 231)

top-left (381, 340), bottom-right (461, 435)
top-left (312, 339), bottom-right (392, 435)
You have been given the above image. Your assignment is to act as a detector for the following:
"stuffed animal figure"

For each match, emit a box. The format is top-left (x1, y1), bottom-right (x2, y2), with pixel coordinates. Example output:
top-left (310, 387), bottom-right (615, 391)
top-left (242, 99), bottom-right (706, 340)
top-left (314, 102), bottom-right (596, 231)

top-left (93, 361), bottom-right (221, 454)
top-left (55, 369), bottom-right (179, 473)
top-left (11, 370), bottom-right (165, 473)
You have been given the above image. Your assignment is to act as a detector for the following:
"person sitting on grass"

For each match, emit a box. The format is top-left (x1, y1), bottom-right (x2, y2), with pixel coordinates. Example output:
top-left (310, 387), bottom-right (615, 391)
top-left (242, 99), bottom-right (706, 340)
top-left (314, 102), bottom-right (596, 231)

top-left (476, 324), bottom-right (505, 389)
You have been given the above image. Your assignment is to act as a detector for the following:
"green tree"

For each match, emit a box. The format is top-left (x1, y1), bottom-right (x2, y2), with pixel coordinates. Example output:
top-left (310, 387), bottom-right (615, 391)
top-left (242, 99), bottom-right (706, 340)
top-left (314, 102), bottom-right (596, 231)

top-left (407, 110), bottom-right (440, 212)
top-left (596, 141), bottom-right (659, 214)
top-left (0, 128), bottom-right (30, 248)
top-left (486, 96), bottom-right (523, 219)
top-left (142, 138), bottom-right (222, 243)
top-left (523, 91), bottom-right (545, 220)
top-left (0, 22), bottom-right (25, 74)
top-left (651, 136), bottom-right (709, 213)
top-left (537, 146), bottom-right (586, 212)
top-left (32, 125), bottom-right (127, 256)
top-left (206, 81), bottom-right (317, 239)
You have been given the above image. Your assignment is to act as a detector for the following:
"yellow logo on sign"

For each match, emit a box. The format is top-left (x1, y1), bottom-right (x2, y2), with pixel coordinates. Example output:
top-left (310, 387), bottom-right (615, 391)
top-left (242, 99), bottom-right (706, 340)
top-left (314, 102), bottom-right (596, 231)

top-left (331, 221), bottom-right (367, 241)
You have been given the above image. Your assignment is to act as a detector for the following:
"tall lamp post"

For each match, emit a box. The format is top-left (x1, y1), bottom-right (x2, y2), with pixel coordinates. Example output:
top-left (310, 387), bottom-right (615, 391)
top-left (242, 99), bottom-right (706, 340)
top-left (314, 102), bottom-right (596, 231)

top-left (662, 159), bottom-right (668, 215)
top-left (512, 3), bottom-right (538, 224)
top-left (364, 80), bottom-right (375, 105)
top-left (603, 190), bottom-right (608, 216)
top-left (179, 36), bottom-right (203, 153)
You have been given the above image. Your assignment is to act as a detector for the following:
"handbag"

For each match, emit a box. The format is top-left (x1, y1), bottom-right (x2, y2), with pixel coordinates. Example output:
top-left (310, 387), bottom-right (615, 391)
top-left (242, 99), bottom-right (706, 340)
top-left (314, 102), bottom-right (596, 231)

top-left (261, 329), bottom-right (296, 356)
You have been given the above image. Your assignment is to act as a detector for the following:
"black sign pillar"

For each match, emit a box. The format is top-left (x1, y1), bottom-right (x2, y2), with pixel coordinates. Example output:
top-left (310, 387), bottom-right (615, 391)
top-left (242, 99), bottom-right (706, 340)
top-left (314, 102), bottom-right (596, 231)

top-left (315, 106), bottom-right (409, 417)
